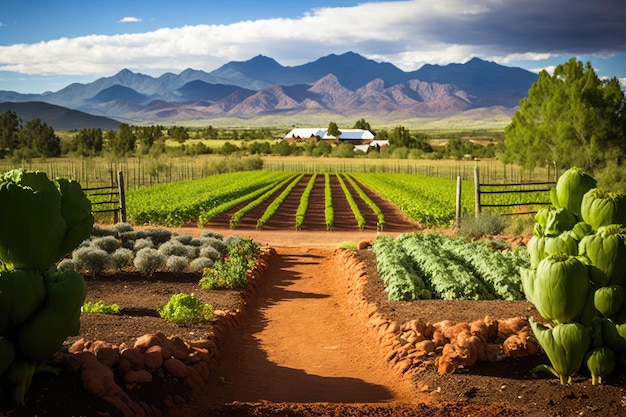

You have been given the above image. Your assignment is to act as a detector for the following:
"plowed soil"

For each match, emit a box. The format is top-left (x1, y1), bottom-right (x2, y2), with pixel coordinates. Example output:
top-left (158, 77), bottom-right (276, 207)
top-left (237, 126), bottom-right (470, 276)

top-left (2, 176), bottom-right (626, 417)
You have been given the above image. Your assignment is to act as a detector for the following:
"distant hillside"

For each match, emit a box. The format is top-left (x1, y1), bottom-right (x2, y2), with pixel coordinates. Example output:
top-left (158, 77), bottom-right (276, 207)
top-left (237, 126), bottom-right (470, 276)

top-left (0, 101), bottom-right (121, 130)
top-left (0, 52), bottom-right (538, 124)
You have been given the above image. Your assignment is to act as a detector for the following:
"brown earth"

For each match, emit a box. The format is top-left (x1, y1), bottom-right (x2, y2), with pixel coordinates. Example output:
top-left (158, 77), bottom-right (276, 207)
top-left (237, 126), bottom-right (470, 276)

top-left (2, 176), bottom-right (626, 417)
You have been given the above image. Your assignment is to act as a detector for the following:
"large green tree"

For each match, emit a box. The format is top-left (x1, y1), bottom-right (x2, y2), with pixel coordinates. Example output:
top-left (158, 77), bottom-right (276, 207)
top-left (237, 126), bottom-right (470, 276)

top-left (19, 118), bottom-right (61, 157)
top-left (0, 110), bottom-right (21, 157)
top-left (327, 121), bottom-right (341, 137)
top-left (502, 57), bottom-right (626, 173)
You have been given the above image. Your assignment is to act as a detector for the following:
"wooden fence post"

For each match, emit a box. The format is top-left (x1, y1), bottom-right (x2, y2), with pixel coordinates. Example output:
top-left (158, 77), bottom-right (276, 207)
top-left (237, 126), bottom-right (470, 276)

top-left (117, 171), bottom-right (127, 223)
top-left (474, 166), bottom-right (481, 217)
top-left (454, 175), bottom-right (462, 228)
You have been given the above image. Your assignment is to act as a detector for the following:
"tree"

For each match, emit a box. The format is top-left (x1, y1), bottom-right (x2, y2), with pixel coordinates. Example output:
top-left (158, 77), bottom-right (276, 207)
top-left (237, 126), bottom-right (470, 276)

top-left (353, 118), bottom-right (371, 131)
top-left (19, 118), bottom-right (61, 157)
top-left (327, 121), bottom-right (341, 137)
top-left (0, 110), bottom-right (21, 157)
top-left (502, 57), bottom-right (626, 173)
top-left (388, 125), bottom-right (412, 148)
top-left (70, 128), bottom-right (103, 157)
top-left (107, 124), bottom-right (136, 157)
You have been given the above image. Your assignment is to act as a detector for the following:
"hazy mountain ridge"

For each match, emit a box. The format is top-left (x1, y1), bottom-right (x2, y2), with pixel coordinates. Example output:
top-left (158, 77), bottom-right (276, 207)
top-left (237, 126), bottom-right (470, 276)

top-left (0, 52), bottom-right (538, 124)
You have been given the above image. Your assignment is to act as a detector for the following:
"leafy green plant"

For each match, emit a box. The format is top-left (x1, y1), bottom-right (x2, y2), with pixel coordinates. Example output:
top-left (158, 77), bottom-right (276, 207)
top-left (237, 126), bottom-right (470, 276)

top-left (200, 238), bottom-right (259, 290)
top-left (295, 174), bottom-right (317, 230)
top-left (325, 173), bottom-right (334, 230)
top-left (157, 293), bottom-right (214, 325)
top-left (82, 300), bottom-right (122, 315)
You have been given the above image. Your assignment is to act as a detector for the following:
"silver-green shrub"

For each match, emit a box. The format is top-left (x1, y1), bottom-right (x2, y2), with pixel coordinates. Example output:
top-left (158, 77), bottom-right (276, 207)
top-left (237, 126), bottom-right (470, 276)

top-left (201, 237), bottom-right (227, 255)
top-left (72, 246), bottom-right (111, 275)
top-left (166, 255), bottom-right (189, 272)
top-left (189, 257), bottom-right (214, 271)
top-left (133, 238), bottom-right (154, 251)
top-left (90, 236), bottom-right (121, 253)
top-left (174, 234), bottom-right (194, 245)
top-left (133, 248), bottom-right (165, 276)
top-left (158, 240), bottom-right (190, 257)
top-left (111, 247), bottom-right (134, 269)
top-left (199, 245), bottom-right (221, 261)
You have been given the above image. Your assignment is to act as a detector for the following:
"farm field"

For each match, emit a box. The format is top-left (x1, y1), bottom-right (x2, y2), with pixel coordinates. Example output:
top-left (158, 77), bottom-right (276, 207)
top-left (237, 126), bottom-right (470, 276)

top-left (3, 169), bottom-right (622, 417)
top-left (3, 221), bottom-right (625, 417)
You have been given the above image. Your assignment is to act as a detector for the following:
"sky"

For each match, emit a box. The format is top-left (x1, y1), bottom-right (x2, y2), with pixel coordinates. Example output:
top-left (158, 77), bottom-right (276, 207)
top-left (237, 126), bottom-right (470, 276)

top-left (0, 0), bottom-right (625, 94)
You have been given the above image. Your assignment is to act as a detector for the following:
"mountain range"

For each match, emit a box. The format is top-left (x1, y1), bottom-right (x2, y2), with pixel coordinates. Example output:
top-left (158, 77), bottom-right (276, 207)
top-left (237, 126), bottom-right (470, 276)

top-left (0, 52), bottom-right (538, 127)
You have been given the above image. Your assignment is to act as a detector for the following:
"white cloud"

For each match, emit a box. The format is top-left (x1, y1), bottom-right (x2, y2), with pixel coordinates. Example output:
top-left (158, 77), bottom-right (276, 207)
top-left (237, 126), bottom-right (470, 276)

top-left (118, 17), bottom-right (142, 23)
top-left (0, 0), bottom-right (624, 78)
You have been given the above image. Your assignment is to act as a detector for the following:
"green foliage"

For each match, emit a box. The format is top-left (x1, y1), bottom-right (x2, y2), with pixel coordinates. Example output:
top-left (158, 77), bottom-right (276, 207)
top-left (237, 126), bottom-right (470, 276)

top-left (82, 300), bottom-right (121, 315)
top-left (372, 232), bottom-right (528, 301)
top-left (0, 169), bottom-right (94, 270)
top-left (256, 174), bottom-right (304, 229)
top-left (502, 57), bottom-right (626, 173)
top-left (327, 121), bottom-right (341, 137)
top-left (133, 248), bottom-right (165, 276)
top-left (157, 293), bottom-right (214, 326)
top-left (324, 173), bottom-right (334, 230)
top-left (295, 174), bottom-right (317, 230)
top-left (336, 174), bottom-right (365, 230)
top-left (199, 238), bottom-right (259, 290)
top-left (457, 212), bottom-right (507, 239)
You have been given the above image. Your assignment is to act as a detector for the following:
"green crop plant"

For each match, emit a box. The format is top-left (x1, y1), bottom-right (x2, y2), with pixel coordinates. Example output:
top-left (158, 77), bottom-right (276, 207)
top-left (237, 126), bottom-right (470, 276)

top-left (0, 169), bottom-right (93, 404)
top-left (522, 167), bottom-right (626, 385)
top-left (295, 174), bottom-right (317, 230)
top-left (256, 174), bottom-right (304, 229)
top-left (337, 174), bottom-right (365, 230)
top-left (200, 238), bottom-right (259, 290)
top-left (324, 173), bottom-right (334, 230)
top-left (82, 300), bottom-right (122, 315)
top-left (158, 293), bottom-right (214, 326)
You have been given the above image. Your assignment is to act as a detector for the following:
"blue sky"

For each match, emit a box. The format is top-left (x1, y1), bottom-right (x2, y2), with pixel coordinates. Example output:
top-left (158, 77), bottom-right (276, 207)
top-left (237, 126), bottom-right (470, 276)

top-left (1, 0), bottom-right (625, 93)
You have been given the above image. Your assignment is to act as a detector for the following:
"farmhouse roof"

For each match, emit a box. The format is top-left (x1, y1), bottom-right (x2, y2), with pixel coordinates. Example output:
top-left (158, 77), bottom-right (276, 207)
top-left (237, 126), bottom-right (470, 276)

top-left (284, 128), bottom-right (374, 140)
top-left (284, 128), bottom-right (327, 139)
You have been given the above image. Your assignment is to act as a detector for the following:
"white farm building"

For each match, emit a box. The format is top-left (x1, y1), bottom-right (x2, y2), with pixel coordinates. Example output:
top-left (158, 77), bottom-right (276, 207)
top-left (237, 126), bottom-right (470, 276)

top-left (283, 128), bottom-right (385, 151)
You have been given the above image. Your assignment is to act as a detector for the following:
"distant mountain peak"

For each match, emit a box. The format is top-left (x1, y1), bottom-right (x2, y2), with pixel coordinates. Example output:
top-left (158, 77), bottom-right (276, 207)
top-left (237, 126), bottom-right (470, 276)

top-left (0, 52), bottom-right (538, 123)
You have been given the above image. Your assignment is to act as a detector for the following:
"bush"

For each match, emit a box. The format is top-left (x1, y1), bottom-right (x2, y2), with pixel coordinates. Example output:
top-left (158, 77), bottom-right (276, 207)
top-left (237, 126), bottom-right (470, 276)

top-left (133, 238), bottom-right (154, 251)
top-left (158, 293), bottom-right (214, 325)
top-left (201, 237), bottom-right (227, 255)
top-left (189, 256), bottom-right (214, 271)
top-left (174, 234), bottom-right (194, 245)
top-left (166, 255), bottom-right (189, 272)
top-left (457, 212), bottom-right (507, 240)
top-left (133, 248), bottom-right (165, 276)
top-left (199, 238), bottom-right (258, 289)
top-left (199, 245), bottom-right (221, 261)
top-left (90, 236), bottom-right (121, 253)
top-left (111, 247), bottom-right (134, 270)
top-left (158, 240), bottom-right (192, 257)
top-left (72, 247), bottom-right (111, 275)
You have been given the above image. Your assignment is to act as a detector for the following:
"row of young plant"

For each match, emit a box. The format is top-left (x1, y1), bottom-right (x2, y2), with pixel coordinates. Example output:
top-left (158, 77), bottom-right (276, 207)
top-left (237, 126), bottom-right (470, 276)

top-left (295, 174), bottom-right (318, 230)
top-left (228, 174), bottom-right (299, 228)
top-left (372, 232), bottom-right (530, 301)
top-left (125, 170), bottom-right (452, 229)
top-left (126, 171), bottom-right (290, 226)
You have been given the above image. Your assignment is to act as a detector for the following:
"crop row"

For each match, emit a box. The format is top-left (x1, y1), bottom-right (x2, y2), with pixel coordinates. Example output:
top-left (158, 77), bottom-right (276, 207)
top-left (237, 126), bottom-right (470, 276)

top-left (126, 171), bottom-right (291, 226)
top-left (126, 171), bottom-right (542, 229)
top-left (372, 232), bottom-right (530, 301)
top-left (351, 173), bottom-right (474, 227)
